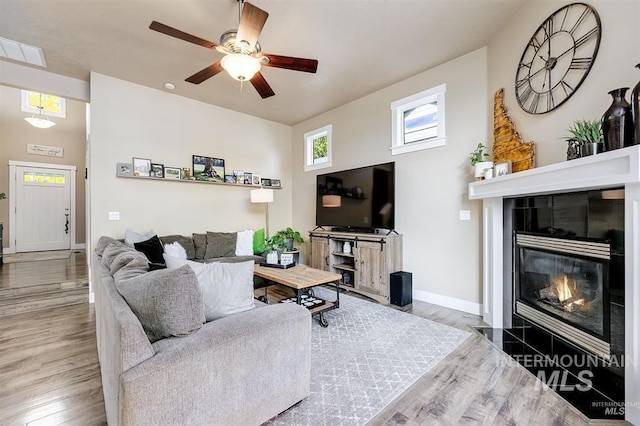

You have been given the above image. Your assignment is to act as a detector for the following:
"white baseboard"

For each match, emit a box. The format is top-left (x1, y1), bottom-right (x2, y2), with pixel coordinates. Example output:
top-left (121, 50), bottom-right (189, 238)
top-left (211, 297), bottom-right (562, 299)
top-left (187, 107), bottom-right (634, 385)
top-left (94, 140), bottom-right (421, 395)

top-left (89, 292), bottom-right (95, 304)
top-left (413, 289), bottom-right (483, 316)
top-left (72, 243), bottom-right (86, 250)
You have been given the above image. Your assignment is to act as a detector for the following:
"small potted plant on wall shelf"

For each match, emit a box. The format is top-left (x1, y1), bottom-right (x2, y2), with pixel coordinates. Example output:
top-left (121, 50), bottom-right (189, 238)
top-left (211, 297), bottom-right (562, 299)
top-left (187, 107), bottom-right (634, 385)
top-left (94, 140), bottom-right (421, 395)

top-left (470, 143), bottom-right (493, 180)
top-left (566, 119), bottom-right (603, 158)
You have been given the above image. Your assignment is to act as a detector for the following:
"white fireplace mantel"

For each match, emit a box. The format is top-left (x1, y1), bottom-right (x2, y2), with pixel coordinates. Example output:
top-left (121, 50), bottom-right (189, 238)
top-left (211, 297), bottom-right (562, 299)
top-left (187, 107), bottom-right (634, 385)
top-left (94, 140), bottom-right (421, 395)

top-left (469, 145), bottom-right (640, 424)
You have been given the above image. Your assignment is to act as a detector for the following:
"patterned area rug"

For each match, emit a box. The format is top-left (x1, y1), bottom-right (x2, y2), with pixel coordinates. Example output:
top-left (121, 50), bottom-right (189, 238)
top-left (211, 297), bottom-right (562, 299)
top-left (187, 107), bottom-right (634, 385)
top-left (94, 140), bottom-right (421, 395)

top-left (267, 288), bottom-right (471, 425)
top-left (3, 250), bottom-right (72, 263)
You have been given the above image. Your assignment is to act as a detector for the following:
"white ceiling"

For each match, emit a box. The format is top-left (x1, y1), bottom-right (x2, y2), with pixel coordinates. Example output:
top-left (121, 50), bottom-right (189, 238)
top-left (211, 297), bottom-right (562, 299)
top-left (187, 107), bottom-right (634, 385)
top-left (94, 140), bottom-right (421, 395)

top-left (0, 0), bottom-right (526, 126)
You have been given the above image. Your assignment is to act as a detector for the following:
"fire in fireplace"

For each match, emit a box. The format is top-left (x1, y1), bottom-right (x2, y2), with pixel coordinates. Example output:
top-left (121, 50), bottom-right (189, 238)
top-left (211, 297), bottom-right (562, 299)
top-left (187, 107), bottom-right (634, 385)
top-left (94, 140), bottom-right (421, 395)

top-left (515, 233), bottom-right (610, 358)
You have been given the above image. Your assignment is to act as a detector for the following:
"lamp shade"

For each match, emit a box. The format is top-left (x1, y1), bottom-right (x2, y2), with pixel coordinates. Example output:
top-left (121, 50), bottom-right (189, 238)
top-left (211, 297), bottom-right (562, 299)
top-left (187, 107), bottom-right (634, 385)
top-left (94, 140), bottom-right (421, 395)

top-left (250, 188), bottom-right (274, 203)
top-left (221, 53), bottom-right (261, 81)
top-left (24, 116), bottom-right (56, 128)
top-left (322, 195), bottom-right (341, 207)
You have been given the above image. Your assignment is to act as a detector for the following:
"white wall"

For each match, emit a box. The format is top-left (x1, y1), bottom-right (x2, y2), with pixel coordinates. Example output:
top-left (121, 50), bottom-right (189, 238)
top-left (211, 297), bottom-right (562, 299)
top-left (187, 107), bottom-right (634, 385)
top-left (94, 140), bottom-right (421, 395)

top-left (292, 48), bottom-right (489, 313)
top-left (89, 73), bottom-right (293, 250)
top-left (488, 0), bottom-right (640, 167)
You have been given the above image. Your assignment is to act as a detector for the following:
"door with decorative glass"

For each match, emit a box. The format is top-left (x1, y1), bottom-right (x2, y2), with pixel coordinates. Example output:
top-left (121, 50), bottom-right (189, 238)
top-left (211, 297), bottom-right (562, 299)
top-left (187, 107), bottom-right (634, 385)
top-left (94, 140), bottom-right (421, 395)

top-left (15, 166), bottom-right (71, 252)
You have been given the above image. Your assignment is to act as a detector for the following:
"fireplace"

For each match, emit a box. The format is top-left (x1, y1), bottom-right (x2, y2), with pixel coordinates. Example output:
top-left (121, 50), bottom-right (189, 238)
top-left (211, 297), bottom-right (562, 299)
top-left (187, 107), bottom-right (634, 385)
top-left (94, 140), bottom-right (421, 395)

top-left (514, 233), bottom-right (610, 358)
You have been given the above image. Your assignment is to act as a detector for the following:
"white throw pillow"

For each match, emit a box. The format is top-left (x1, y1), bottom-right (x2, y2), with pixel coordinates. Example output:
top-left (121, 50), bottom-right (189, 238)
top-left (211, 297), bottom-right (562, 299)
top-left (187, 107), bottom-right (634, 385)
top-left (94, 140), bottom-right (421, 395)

top-left (164, 241), bottom-right (187, 260)
top-left (235, 229), bottom-right (254, 256)
top-left (124, 229), bottom-right (156, 246)
top-left (162, 255), bottom-right (255, 322)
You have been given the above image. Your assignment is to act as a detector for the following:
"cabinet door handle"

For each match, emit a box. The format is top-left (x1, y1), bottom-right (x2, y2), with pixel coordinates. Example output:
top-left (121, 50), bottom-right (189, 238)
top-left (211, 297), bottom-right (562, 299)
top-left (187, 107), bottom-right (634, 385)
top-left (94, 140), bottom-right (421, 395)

top-left (325, 256), bottom-right (329, 266)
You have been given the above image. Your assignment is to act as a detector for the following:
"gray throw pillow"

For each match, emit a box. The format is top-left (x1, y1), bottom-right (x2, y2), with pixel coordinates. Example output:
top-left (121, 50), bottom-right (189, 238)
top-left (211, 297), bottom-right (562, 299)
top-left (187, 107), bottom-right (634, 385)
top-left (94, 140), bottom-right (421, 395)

top-left (115, 265), bottom-right (205, 343)
top-left (160, 235), bottom-right (196, 260)
top-left (192, 233), bottom-right (207, 260)
top-left (204, 232), bottom-right (237, 259)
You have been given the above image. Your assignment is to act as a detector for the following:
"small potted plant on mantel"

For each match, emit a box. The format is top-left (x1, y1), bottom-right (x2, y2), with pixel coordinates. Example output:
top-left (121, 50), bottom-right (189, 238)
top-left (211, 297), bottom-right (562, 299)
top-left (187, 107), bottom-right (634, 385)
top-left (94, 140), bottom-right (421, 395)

top-left (566, 119), bottom-right (603, 158)
top-left (470, 143), bottom-right (493, 180)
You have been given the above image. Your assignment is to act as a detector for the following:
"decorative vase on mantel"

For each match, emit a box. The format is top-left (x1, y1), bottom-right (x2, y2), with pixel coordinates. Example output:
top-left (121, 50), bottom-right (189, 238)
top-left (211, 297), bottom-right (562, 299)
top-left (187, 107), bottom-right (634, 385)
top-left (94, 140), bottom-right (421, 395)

top-left (602, 87), bottom-right (635, 151)
top-left (632, 63), bottom-right (640, 147)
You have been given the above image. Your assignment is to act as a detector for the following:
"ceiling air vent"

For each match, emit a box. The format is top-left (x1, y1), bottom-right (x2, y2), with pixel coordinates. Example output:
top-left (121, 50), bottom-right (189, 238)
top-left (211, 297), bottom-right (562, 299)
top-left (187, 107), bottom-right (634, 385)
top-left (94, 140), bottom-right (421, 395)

top-left (0, 37), bottom-right (47, 67)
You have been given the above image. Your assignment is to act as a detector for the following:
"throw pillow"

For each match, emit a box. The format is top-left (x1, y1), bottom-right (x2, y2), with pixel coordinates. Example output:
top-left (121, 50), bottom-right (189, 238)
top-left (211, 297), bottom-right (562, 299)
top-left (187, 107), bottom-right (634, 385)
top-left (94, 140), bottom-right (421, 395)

top-left (124, 229), bottom-right (156, 246)
top-left (192, 233), bottom-right (207, 260)
top-left (134, 235), bottom-right (166, 269)
top-left (235, 230), bottom-right (254, 256)
top-left (253, 228), bottom-right (265, 254)
top-left (204, 232), bottom-right (237, 259)
top-left (162, 255), bottom-right (255, 322)
top-left (115, 265), bottom-right (205, 343)
top-left (160, 235), bottom-right (196, 260)
top-left (164, 241), bottom-right (187, 260)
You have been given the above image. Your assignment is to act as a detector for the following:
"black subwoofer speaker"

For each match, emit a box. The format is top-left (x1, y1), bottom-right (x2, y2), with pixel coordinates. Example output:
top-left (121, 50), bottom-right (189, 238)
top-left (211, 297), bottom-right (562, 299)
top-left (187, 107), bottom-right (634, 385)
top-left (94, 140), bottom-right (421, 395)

top-left (390, 271), bottom-right (412, 306)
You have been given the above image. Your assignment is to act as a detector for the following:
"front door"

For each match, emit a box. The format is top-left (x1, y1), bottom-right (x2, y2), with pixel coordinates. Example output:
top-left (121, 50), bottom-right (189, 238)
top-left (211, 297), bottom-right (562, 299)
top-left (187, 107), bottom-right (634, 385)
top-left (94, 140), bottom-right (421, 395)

top-left (15, 165), bottom-right (71, 252)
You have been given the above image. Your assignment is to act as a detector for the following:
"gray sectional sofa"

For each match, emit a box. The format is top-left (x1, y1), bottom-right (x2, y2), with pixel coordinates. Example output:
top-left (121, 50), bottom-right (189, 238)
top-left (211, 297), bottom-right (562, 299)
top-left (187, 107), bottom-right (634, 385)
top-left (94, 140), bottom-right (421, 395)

top-left (93, 236), bottom-right (311, 425)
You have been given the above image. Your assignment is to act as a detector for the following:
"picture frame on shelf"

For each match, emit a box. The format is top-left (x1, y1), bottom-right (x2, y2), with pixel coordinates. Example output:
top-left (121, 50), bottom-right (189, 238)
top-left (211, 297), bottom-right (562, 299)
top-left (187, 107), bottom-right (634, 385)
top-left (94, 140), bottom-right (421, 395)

top-left (151, 163), bottom-right (164, 178)
top-left (164, 167), bottom-right (181, 179)
top-left (233, 170), bottom-right (245, 184)
top-left (243, 172), bottom-right (252, 185)
top-left (494, 161), bottom-right (512, 177)
top-left (193, 155), bottom-right (224, 182)
top-left (116, 163), bottom-right (133, 177)
top-left (182, 168), bottom-right (191, 180)
top-left (270, 179), bottom-right (281, 188)
top-left (252, 174), bottom-right (262, 186)
top-left (225, 174), bottom-right (236, 183)
top-left (261, 178), bottom-right (272, 187)
top-left (132, 157), bottom-right (151, 177)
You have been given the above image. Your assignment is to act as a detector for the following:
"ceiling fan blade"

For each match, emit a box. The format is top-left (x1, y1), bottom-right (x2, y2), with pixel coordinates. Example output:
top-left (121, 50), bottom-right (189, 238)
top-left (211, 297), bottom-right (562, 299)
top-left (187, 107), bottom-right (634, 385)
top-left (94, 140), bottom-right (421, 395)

top-left (185, 62), bottom-right (224, 84)
top-left (236, 2), bottom-right (269, 50)
top-left (250, 72), bottom-right (275, 98)
top-left (149, 21), bottom-right (218, 49)
top-left (261, 54), bottom-right (318, 73)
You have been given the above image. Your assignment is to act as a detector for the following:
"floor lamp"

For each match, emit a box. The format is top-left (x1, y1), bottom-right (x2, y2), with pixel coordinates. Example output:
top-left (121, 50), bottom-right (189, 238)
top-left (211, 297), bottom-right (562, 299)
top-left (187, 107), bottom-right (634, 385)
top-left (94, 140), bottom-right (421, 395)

top-left (250, 188), bottom-right (274, 237)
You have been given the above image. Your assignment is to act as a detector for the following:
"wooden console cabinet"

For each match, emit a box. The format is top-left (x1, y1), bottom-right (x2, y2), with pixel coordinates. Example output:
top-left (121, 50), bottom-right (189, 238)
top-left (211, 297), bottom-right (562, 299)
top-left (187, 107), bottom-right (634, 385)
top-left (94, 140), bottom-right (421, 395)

top-left (309, 230), bottom-right (402, 304)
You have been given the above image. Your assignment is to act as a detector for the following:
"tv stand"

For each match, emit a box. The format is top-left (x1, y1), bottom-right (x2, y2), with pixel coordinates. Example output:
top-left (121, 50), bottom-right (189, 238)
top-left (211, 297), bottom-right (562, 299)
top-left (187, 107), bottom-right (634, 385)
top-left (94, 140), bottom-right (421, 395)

top-left (309, 229), bottom-right (403, 305)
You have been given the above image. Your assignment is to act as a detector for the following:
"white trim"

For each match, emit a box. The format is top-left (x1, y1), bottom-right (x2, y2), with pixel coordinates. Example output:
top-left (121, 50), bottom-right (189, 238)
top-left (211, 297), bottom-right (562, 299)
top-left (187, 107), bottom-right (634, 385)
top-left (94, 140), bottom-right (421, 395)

top-left (8, 161), bottom-right (77, 253)
top-left (72, 243), bottom-right (86, 250)
top-left (413, 289), bottom-right (483, 316)
top-left (89, 292), bottom-right (95, 304)
top-left (390, 83), bottom-right (446, 156)
top-left (304, 124), bottom-right (332, 172)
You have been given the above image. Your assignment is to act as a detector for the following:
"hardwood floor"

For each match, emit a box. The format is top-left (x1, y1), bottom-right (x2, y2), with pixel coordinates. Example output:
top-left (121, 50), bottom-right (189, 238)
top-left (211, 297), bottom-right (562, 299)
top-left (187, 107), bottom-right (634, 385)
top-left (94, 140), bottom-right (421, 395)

top-left (0, 258), bottom-right (619, 425)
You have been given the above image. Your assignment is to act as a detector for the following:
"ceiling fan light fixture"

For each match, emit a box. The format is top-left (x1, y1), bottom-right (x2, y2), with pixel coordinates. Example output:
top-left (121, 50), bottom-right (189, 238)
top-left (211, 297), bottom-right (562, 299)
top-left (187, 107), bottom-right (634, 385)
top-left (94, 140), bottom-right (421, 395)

top-left (221, 53), bottom-right (260, 81)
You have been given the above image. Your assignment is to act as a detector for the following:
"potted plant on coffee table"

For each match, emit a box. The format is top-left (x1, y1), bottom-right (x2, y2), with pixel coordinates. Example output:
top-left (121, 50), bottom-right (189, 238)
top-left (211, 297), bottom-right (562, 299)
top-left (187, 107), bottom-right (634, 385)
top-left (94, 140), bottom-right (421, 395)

top-left (566, 119), bottom-right (603, 158)
top-left (272, 227), bottom-right (304, 251)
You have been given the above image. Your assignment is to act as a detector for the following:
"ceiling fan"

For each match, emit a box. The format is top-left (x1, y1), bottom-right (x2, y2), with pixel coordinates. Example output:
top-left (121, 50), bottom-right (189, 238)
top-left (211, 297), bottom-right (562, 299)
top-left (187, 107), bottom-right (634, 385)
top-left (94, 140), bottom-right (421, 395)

top-left (149, 0), bottom-right (318, 99)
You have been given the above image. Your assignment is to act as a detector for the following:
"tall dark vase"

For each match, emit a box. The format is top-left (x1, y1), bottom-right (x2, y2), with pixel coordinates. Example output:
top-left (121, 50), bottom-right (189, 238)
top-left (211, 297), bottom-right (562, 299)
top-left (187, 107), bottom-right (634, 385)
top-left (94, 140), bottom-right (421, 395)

top-left (632, 64), bottom-right (640, 147)
top-left (602, 88), bottom-right (634, 151)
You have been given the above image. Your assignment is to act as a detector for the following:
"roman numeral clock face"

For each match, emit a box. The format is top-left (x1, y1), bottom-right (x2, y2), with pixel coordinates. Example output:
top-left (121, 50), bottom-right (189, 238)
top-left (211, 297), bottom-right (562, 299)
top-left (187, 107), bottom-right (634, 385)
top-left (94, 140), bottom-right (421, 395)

top-left (515, 3), bottom-right (601, 114)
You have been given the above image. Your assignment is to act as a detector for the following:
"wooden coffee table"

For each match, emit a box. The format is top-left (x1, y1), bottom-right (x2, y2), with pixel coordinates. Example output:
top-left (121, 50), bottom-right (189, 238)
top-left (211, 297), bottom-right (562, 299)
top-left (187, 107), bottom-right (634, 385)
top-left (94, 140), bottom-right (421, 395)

top-left (254, 264), bottom-right (341, 327)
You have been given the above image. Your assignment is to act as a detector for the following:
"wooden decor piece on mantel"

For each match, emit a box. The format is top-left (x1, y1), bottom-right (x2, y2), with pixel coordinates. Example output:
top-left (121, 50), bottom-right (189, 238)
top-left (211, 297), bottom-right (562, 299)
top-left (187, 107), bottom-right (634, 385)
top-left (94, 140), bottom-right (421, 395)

top-left (493, 88), bottom-right (535, 173)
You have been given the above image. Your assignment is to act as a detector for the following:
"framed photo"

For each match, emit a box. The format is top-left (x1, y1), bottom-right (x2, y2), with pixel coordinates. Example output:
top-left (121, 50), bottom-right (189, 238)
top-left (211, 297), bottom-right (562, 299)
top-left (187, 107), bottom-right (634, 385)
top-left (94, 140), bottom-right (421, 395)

top-left (270, 179), bottom-right (281, 188)
top-left (261, 178), bottom-right (271, 187)
top-left (193, 155), bottom-right (224, 182)
top-left (252, 174), bottom-right (262, 186)
top-left (164, 166), bottom-right (181, 179)
top-left (151, 163), bottom-right (164, 178)
top-left (243, 172), bottom-right (252, 185)
top-left (132, 157), bottom-right (151, 177)
top-left (116, 162), bottom-right (132, 177)
top-left (225, 174), bottom-right (236, 183)
top-left (494, 161), bottom-right (512, 177)
top-left (233, 170), bottom-right (245, 184)
top-left (181, 168), bottom-right (191, 179)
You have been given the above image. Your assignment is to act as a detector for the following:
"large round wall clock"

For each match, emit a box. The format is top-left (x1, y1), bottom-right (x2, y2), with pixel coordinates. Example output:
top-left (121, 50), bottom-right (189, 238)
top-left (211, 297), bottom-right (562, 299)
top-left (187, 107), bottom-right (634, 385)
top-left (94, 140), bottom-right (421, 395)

top-left (515, 3), bottom-right (601, 114)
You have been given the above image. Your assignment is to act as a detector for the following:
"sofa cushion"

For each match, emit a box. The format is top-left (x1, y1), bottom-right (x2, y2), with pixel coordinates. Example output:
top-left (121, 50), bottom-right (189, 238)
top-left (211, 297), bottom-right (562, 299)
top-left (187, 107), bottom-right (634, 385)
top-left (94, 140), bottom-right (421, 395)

top-left (192, 233), bottom-right (207, 260)
top-left (205, 232), bottom-right (237, 259)
top-left (160, 235), bottom-right (196, 260)
top-left (124, 229), bottom-right (156, 246)
top-left (134, 235), bottom-right (166, 270)
top-left (115, 265), bottom-right (205, 343)
top-left (164, 255), bottom-right (255, 322)
top-left (235, 229), bottom-right (254, 256)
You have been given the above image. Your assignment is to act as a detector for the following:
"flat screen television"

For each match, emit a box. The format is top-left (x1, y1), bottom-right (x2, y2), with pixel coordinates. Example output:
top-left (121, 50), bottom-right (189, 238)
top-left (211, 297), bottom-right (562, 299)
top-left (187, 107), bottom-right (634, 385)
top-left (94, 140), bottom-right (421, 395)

top-left (316, 162), bottom-right (395, 231)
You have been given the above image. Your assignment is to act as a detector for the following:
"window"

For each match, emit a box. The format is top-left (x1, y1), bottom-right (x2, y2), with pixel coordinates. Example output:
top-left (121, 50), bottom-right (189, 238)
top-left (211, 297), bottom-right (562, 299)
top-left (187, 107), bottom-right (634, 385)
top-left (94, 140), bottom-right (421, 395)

top-left (390, 84), bottom-right (446, 155)
top-left (21, 90), bottom-right (66, 118)
top-left (304, 124), bottom-right (332, 171)
top-left (23, 171), bottom-right (65, 185)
